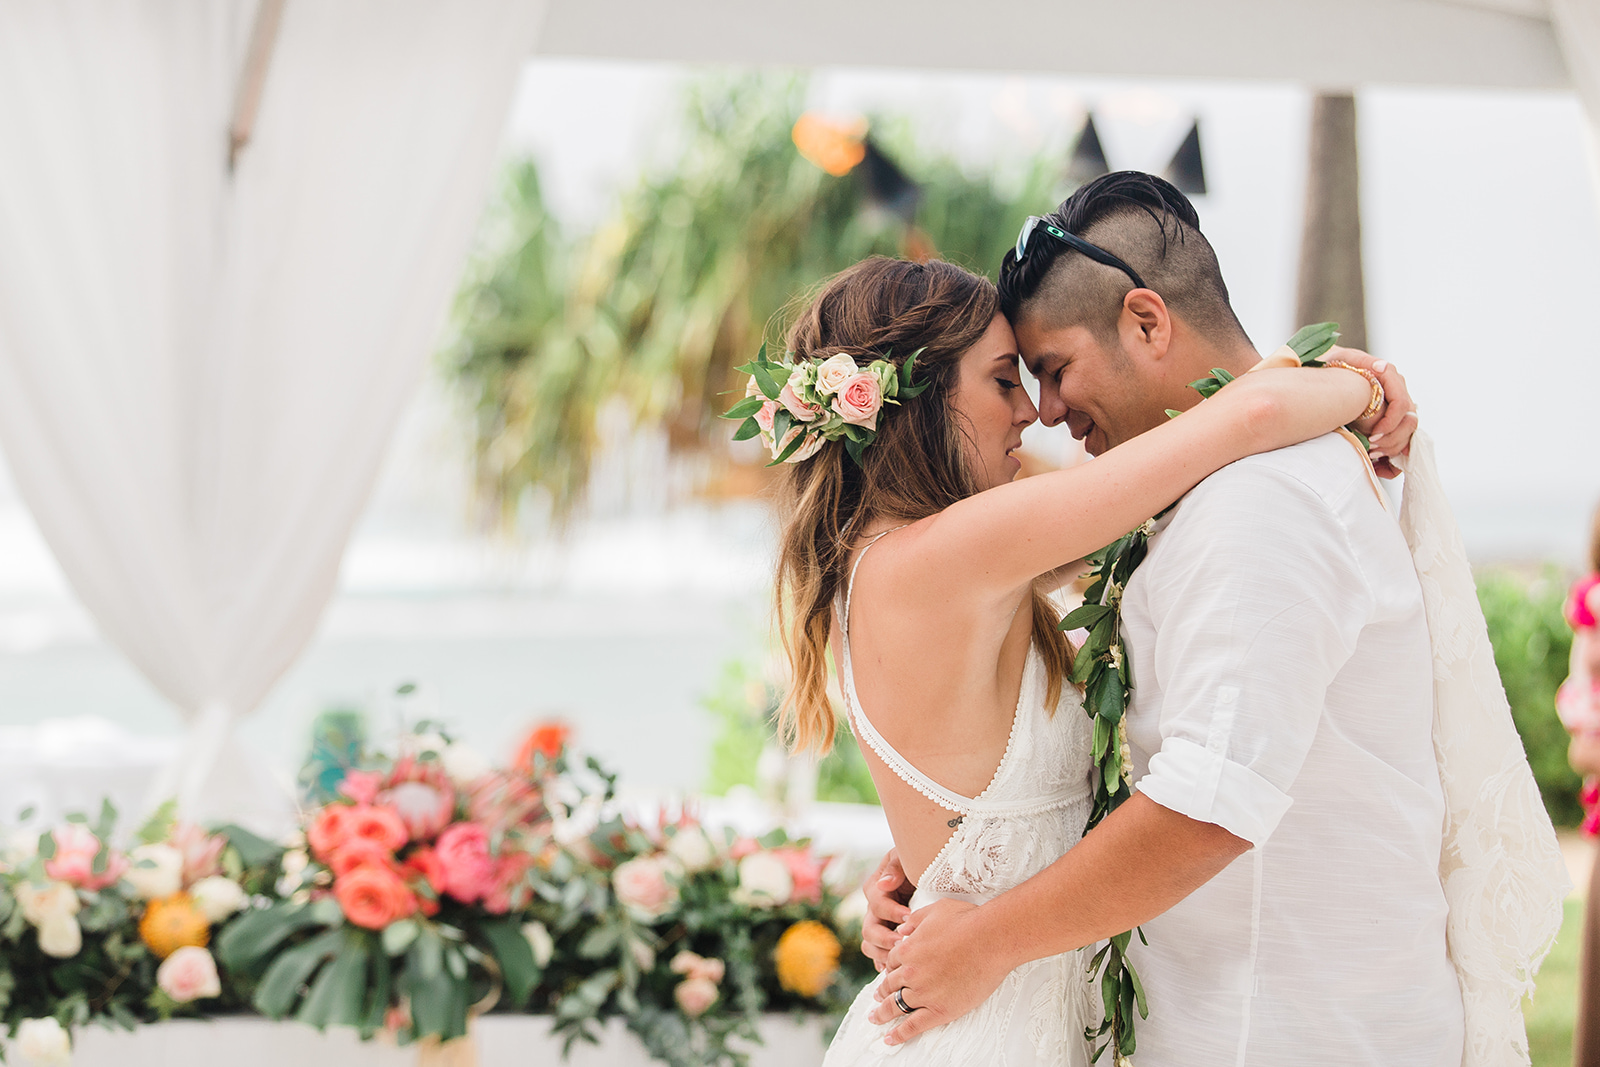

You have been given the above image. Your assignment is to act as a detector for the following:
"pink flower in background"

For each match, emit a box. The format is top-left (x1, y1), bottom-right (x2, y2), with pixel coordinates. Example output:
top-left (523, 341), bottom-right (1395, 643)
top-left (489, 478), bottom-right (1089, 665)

top-left (831, 373), bottom-right (882, 430)
top-left (156, 946), bottom-right (222, 1003)
top-left (169, 823), bottom-right (224, 884)
top-left (334, 863), bottom-right (418, 929)
top-left (434, 823), bottom-right (495, 904)
top-left (674, 977), bottom-right (719, 1018)
top-left (468, 772), bottom-right (545, 832)
top-left (345, 805), bottom-right (409, 852)
top-left (382, 781), bottom-right (455, 841)
top-left (483, 852), bottom-right (535, 915)
top-left (776, 847), bottom-right (823, 905)
top-left (45, 824), bottom-right (125, 890)
top-left (728, 837), bottom-right (761, 860)
top-left (612, 855), bottom-right (679, 919)
top-left (337, 770), bottom-right (383, 806)
top-left (329, 837), bottom-right (398, 877)
top-left (307, 805), bottom-right (355, 861)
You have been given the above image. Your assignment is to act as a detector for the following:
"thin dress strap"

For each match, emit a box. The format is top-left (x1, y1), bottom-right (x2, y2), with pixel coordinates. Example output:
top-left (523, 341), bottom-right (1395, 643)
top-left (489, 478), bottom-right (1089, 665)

top-left (838, 528), bottom-right (1037, 817)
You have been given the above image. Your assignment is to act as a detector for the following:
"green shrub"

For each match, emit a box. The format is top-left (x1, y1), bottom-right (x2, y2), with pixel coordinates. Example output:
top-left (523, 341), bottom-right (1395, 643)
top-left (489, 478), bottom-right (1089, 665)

top-left (1478, 568), bottom-right (1581, 827)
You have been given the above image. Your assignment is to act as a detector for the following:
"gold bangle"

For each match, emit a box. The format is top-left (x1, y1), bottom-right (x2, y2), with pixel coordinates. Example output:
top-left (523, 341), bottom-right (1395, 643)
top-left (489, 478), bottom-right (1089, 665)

top-left (1325, 360), bottom-right (1384, 421)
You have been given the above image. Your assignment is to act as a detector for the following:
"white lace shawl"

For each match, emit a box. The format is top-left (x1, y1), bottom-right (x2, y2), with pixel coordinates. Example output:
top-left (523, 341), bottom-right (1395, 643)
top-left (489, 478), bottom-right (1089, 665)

top-left (1396, 430), bottom-right (1572, 1066)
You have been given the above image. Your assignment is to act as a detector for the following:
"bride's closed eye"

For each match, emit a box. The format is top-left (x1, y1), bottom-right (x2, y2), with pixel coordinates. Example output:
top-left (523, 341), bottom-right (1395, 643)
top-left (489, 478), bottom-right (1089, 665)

top-left (995, 377), bottom-right (1022, 391)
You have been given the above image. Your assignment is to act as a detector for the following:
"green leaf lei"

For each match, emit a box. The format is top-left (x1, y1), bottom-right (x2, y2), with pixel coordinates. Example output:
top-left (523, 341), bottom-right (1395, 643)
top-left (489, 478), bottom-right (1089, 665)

top-left (1061, 321), bottom-right (1342, 1063)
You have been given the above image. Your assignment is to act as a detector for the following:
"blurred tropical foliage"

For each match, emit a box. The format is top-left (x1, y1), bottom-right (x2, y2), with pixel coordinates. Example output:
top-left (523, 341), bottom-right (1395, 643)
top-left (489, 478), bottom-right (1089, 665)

top-left (1479, 567), bottom-right (1581, 826)
top-left (445, 72), bottom-right (1064, 523)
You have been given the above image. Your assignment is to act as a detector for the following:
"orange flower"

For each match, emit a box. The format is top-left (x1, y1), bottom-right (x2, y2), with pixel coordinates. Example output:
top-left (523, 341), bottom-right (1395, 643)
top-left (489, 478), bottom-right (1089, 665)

top-left (328, 836), bottom-right (398, 877)
top-left (773, 920), bottom-right (840, 998)
top-left (792, 113), bottom-right (867, 177)
top-left (307, 804), bottom-right (354, 862)
top-left (514, 722), bottom-right (570, 771)
top-left (334, 864), bottom-right (417, 930)
top-left (345, 804), bottom-right (409, 851)
top-left (140, 893), bottom-right (210, 959)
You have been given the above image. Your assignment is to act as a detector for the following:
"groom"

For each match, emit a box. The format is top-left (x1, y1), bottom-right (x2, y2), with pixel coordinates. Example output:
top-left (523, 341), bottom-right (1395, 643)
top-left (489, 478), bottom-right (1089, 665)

top-left (859, 172), bottom-right (1465, 1064)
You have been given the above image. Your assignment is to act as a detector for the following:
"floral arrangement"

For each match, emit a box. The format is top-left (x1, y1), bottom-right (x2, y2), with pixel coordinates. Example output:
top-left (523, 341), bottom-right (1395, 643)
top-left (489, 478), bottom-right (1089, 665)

top-left (0, 801), bottom-right (270, 1064)
top-left (721, 344), bottom-right (929, 465)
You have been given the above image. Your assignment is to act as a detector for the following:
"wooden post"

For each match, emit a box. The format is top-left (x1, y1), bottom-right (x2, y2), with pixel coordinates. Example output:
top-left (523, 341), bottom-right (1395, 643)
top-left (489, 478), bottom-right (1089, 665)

top-left (1295, 92), bottom-right (1367, 351)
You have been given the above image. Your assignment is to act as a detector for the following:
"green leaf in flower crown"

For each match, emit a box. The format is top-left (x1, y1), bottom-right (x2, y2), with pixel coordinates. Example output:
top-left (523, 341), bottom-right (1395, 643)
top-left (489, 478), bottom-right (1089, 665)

top-left (751, 362), bottom-right (784, 401)
top-left (721, 395), bottom-right (765, 421)
top-left (767, 430), bottom-right (808, 467)
top-left (1286, 321), bottom-right (1340, 363)
top-left (771, 409), bottom-right (793, 448)
top-left (845, 435), bottom-right (866, 467)
top-left (732, 417), bottom-right (762, 442)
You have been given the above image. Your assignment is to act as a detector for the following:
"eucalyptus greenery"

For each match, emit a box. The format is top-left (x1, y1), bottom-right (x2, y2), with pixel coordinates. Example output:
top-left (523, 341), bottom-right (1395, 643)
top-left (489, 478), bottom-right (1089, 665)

top-left (1059, 322), bottom-right (1345, 1062)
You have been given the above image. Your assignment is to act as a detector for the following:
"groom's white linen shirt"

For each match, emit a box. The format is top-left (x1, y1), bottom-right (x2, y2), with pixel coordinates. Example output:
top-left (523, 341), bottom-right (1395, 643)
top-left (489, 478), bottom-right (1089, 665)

top-left (1119, 433), bottom-right (1464, 1066)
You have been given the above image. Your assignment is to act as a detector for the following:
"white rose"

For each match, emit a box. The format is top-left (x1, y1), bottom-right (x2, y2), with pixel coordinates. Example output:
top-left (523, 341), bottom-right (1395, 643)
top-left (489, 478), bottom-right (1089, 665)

top-left (156, 946), bottom-right (222, 1003)
top-left (15, 1017), bottom-right (71, 1066)
top-left (37, 916), bottom-right (82, 958)
top-left (3, 827), bottom-right (39, 868)
top-left (521, 921), bottom-right (554, 968)
top-left (731, 852), bottom-right (793, 907)
top-left (17, 881), bottom-right (80, 926)
top-left (665, 827), bottom-right (717, 873)
top-left (190, 876), bottom-right (248, 922)
top-left (441, 742), bottom-right (491, 785)
top-left (814, 353), bottom-right (860, 396)
top-left (122, 843), bottom-right (184, 900)
top-left (834, 889), bottom-right (869, 929)
top-left (276, 849), bottom-right (309, 896)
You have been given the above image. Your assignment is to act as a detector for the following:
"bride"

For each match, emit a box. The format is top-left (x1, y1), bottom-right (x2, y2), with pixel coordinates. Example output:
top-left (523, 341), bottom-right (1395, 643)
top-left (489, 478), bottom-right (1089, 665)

top-left (742, 256), bottom-right (1410, 1065)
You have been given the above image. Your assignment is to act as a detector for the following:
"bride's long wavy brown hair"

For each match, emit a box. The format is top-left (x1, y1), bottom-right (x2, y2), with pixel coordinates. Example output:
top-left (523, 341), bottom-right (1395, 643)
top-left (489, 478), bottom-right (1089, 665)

top-left (774, 257), bottom-right (1071, 753)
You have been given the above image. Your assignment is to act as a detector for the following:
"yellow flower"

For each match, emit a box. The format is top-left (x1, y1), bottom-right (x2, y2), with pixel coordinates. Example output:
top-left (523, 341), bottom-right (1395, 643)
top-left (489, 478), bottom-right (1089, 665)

top-left (140, 893), bottom-right (210, 959)
top-left (774, 920), bottom-right (840, 998)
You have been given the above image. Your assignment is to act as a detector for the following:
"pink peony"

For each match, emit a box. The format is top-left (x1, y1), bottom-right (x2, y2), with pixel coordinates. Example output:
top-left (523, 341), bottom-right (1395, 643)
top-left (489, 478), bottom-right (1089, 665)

top-left (434, 823), bottom-right (496, 904)
top-left (337, 770), bottom-right (384, 806)
top-left (156, 946), bottom-right (222, 1003)
top-left (675, 977), bottom-right (719, 1018)
top-left (381, 781), bottom-right (455, 841)
top-left (831, 373), bottom-right (882, 430)
top-left (169, 823), bottom-right (225, 885)
top-left (45, 824), bottom-right (125, 890)
top-left (612, 855), bottom-right (679, 920)
top-left (776, 847), bottom-right (823, 905)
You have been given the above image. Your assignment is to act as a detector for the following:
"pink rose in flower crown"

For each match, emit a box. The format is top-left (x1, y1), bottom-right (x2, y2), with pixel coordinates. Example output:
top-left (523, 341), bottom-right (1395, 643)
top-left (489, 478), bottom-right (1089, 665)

top-left (434, 822), bottom-right (496, 904)
top-left (345, 805), bottom-right (409, 852)
top-left (831, 372), bottom-right (882, 430)
top-left (813, 352), bottom-right (860, 396)
top-left (778, 367), bottom-right (823, 423)
top-left (334, 863), bottom-right (417, 930)
top-left (753, 399), bottom-right (778, 436)
top-left (337, 769), bottom-right (383, 806)
top-left (45, 824), bottom-right (126, 890)
top-left (612, 854), bottom-right (679, 920)
top-left (169, 823), bottom-right (225, 885)
top-left (771, 425), bottom-right (824, 464)
top-left (156, 945), bottom-right (222, 1003)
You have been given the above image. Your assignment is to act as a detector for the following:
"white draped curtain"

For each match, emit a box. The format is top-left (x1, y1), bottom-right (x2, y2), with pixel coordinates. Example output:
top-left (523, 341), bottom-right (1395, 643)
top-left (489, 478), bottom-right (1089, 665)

top-left (0, 0), bottom-right (544, 825)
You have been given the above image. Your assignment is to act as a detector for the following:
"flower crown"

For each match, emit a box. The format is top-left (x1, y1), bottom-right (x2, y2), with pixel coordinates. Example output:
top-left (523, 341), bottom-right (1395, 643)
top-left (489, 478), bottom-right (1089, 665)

top-left (721, 345), bottom-right (930, 466)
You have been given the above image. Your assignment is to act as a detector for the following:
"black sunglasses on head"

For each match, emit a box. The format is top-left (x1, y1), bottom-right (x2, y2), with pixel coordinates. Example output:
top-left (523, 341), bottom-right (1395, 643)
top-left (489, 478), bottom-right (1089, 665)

top-left (1011, 215), bottom-right (1149, 291)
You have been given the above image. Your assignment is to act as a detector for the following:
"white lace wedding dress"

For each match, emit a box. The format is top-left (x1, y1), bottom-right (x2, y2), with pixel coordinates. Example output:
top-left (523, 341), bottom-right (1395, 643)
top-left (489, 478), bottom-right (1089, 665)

top-left (823, 540), bottom-right (1097, 1067)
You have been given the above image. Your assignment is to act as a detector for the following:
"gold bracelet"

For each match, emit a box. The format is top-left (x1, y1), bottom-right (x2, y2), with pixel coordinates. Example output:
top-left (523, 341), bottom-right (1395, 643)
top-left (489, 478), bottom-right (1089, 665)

top-left (1325, 360), bottom-right (1384, 421)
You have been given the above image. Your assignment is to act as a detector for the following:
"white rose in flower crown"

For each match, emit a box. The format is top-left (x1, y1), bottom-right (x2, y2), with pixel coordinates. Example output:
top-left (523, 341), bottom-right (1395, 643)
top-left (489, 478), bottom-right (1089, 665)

top-left (17, 881), bottom-right (80, 927)
top-left (814, 353), bottom-right (860, 396)
top-left (831, 372), bottom-right (883, 431)
top-left (190, 875), bottom-right (248, 922)
top-left (36, 916), bottom-right (81, 959)
top-left (15, 1017), bottom-right (71, 1066)
top-left (521, 921), bottom-right (554, 968)
top-left (123, 843), bottom-right (184, 900)
top-left (156, 945), bottom-right (222, 1003)
top-left (665, 827), bottom-right (717, 873)
top-left (611, 855), bottom-right (680, 920)
top-left (731, 851), bottom-right (793, 907)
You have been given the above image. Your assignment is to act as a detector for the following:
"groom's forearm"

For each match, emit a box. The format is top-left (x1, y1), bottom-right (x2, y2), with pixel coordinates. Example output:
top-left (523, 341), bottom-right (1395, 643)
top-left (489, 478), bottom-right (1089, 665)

top-left (982, 794), bottom-right (1250, 971)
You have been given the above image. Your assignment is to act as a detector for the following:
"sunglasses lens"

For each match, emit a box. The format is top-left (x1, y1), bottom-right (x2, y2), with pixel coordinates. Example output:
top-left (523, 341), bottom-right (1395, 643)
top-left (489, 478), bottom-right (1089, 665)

top-left (1015, 216), bottom-right (1042, 261)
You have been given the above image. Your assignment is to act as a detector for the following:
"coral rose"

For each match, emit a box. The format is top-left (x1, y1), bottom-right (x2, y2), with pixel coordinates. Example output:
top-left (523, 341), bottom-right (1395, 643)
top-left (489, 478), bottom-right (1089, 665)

top-left (345, 804), bottom-right (409, 852)
top-left (773, 920), bottom-right (841, 998)
top-left (334, 864), bottom-right (417, 930)
top-left (45, 824), bottom-right (125, 890)
top-left (611, 855), bottom-right (679, 920)
top-left (674, 976), bottom-right (719, 1018)
top-left (328, 836), bottom-right (398, 877)
top-left (140, 894), bottom-right (210, 959)
top-left (307, 804), bottom-right (355, 861)
top-left (831, 372), bottom-right (882, 430)
top-left (157, 945), bottom-right (222, 1003)
top-left (434, 823), bottom-right (495, 904)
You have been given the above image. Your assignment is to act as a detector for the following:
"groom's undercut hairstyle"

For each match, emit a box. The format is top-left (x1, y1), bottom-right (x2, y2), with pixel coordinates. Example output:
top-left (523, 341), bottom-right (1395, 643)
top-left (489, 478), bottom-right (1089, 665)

top-left (998, 171), bottom-right (1251, 347)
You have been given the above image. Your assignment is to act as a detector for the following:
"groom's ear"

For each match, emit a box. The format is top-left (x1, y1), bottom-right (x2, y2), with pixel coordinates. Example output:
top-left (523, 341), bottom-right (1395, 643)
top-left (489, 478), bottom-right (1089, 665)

top-left (1119, 289), bottom-right (1172, 363)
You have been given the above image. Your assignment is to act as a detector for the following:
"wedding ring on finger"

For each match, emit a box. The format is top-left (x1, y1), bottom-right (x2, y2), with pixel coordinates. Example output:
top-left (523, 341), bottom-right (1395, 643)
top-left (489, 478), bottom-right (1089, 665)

top-left (895, 989), bottom-right (914, 1016)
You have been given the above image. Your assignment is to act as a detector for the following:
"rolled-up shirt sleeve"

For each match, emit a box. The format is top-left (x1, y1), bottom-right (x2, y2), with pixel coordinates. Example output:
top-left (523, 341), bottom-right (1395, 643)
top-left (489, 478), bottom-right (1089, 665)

top-left (1132, 460), bottom-right (1374, 846)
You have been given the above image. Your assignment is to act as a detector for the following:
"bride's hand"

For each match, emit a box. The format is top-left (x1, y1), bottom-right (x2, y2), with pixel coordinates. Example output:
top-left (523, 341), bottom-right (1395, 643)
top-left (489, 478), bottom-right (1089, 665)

top-left (867, 898), bottom-right (1010, 1044)
top-left (1321, 346), bottom-right (1416, 478)
top-left (862, 850), bottom-right (913, 971)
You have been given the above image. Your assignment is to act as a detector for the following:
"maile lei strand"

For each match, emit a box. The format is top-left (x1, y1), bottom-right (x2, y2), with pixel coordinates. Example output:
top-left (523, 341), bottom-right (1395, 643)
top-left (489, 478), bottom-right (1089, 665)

top-left (1059, 322), bottom-right (1343, 1064)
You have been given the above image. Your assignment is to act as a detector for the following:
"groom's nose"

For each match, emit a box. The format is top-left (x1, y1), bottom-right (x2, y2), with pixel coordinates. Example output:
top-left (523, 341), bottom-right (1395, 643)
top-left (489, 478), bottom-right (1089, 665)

top-left (1036, 385), bottom-right (1068, 428)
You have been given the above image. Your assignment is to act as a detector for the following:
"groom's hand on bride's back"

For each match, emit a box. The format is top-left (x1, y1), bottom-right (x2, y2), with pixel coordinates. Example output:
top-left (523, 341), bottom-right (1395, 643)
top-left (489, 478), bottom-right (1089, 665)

top-left (862, 849), bottom-right (914, 971)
